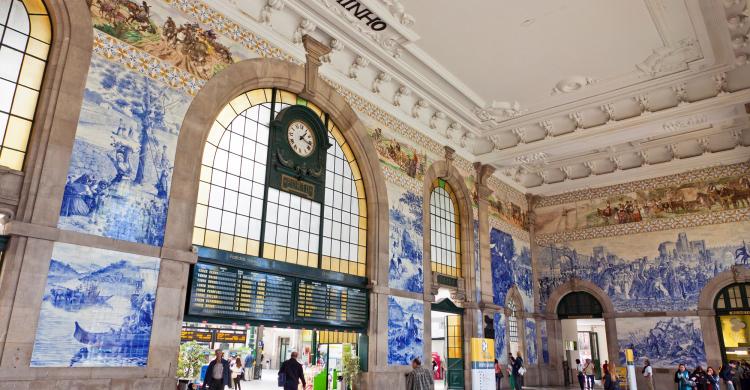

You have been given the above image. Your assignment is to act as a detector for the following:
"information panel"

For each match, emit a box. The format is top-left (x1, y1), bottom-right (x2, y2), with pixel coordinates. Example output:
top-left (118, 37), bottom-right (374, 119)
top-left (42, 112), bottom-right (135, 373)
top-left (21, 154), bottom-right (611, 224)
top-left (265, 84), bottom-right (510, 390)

top-left (296, 280), bottom-right (368, 328)
top-left (189, 262), bottom-right (295, 322)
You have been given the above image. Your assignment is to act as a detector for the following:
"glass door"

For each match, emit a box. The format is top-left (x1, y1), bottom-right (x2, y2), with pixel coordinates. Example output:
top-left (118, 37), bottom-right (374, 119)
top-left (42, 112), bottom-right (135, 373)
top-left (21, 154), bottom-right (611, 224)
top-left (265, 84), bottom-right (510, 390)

top-left (590, 332), bottom-right (601, 379)
top-left (445, 315), bottom-right (464, 389)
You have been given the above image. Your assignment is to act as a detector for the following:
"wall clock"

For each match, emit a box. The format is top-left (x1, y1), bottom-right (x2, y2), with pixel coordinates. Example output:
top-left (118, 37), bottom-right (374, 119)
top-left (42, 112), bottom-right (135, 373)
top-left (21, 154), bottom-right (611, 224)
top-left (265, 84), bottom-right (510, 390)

top-left (268, 105), bottom-right (331, 203)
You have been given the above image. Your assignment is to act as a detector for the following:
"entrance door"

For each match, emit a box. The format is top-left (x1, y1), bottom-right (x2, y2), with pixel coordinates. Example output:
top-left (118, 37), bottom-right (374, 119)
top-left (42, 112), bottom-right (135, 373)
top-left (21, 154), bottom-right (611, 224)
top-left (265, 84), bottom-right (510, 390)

top-left (278, 337), bottom-right (290, 368)
top-left (589, 332), bottom-right (601, 379)
top-left (445, 314), bottom-right (464, 389)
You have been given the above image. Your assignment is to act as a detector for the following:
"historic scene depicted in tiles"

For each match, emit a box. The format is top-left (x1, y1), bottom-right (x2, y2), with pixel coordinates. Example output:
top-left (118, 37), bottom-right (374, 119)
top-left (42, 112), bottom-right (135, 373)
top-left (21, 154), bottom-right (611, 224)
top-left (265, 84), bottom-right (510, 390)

top-left (58, 54), bottom-right (190, 246)
top-left (494, 312), bottom-right (507, 364)
top-left (387, 296), bottom-right (424, 366)
top-left (388, 183), bottom-right (425, 293)
top-left (490, 228), bottom-right (533, 311)
top-left (535, 171), bottom-right (750, 234)
top-left (617, 316), bottom-right (706, 369)
top-left (537, 221), bottom-right (750, 312)
top-left (525, 319), bottom-right (537, 365)
top-left (31, 243), bottom-right (160, 367)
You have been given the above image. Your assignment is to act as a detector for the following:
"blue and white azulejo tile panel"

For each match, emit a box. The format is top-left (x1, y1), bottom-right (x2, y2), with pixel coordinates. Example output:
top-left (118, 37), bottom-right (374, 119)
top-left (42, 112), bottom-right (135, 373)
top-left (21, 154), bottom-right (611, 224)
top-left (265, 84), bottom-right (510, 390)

top-left (31, 242), bottom-right (160, 367)
top-left (387, 295), bottom-right (424, 365)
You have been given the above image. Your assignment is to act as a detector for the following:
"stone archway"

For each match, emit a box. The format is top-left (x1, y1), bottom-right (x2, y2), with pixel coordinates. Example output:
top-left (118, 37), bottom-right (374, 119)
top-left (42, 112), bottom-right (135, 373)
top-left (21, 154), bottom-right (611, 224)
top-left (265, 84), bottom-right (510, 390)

top-left (544, 279), bottom-right (618, 386)
top-left (422, 157), bottom-right (477, 390)
top-left (698, 267), bottom-right (750, 368)
top-left (163, 57), bottom-right (391, 387)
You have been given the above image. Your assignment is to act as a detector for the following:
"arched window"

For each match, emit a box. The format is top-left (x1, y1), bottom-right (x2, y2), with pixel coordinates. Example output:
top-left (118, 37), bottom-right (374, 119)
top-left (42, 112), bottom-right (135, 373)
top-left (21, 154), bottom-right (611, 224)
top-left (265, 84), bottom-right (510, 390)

top-left (192, 89), bottom-right (367, 276)
top-left (715, 283), bottom-right (750, 362)
top-left (0, 0), bottom-right (51, 170)
top-left (507, 299), bottom-right (519, 345)
top-left (429, 178), bottom-right (461, 277)
top-left (557, 291), bottom-right (603, 319)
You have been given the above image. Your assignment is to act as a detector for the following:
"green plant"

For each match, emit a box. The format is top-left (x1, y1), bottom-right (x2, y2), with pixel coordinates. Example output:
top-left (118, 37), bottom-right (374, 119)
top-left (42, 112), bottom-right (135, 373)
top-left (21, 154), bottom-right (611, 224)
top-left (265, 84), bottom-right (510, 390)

top-left (177, 341), bottom-right (209, 380)
top-left (341, 345), bottom-right (361, 390)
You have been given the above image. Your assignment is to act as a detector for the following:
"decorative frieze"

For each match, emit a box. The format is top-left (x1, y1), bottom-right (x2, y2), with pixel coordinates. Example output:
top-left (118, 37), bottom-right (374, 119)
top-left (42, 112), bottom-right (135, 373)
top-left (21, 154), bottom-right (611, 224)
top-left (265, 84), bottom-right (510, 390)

top-left (536, 207), bottom-right (750, 245)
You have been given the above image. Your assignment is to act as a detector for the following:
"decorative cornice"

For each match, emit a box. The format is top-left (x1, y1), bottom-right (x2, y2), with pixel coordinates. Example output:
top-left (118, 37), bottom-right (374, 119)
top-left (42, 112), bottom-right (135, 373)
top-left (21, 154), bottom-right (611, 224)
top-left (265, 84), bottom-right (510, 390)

top-left (536, 207), bottom-right (750, 245)
top-left (381, 163), bottom-right (422, 194)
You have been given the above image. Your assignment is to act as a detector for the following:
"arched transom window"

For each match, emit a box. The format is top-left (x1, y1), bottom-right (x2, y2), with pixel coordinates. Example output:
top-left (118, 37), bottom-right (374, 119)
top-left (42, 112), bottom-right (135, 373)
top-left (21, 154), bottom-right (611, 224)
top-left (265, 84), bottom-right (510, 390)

top-left (193, 89), bottom-right (367, 276)
top-left (0, 0), bottom-right (50, 170)
top-left (430, 178), bottom-right (461, 277)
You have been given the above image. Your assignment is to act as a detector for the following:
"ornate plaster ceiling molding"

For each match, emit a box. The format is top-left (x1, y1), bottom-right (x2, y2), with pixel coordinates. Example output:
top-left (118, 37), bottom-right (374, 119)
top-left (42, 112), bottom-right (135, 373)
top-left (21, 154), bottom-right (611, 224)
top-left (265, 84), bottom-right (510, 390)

top-left (551, 76), bottom-right (598, 95)
top-left (724, 0), bottom-right (750, 65)
top-left (636, 38), bottom-right (702, 77)
top-left (472, 101), bottom-right (525, 124)
top-left (260, 0), bottom-right (285, 25)
top-left (292, 19), bottom-right (316, 44)
top-left (375, 0), bottom-right (415, 27)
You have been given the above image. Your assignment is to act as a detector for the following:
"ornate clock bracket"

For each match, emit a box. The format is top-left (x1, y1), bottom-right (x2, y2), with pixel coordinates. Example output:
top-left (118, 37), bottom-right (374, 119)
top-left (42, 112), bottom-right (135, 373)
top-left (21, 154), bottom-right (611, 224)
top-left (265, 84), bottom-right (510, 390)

top-left (302, 35), bottom-right (331, 98)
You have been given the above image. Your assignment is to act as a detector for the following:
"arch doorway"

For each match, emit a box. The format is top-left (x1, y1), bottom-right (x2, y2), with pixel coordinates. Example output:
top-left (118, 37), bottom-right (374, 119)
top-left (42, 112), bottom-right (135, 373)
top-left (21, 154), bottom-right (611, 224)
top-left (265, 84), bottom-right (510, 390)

top-left (558, 292), bottom-right (610, 384)
top-left (715, 282), bottom-right (750, 362)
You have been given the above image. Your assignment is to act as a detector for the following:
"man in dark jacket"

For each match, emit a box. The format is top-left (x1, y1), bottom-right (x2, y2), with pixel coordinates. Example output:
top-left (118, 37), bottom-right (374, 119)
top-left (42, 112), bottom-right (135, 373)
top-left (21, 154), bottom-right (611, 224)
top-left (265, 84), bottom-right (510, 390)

top-left (512, 352), bottom-right (524, 390)
top-left (279, 351), bottom-right (306, 390)
top-left (205, 349), bottom-right (231, 389)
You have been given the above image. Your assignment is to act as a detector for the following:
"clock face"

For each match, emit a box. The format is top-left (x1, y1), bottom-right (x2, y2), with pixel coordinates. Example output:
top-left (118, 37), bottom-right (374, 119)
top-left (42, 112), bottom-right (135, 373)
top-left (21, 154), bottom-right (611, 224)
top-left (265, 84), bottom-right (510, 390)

top-left (287, 120), bottom-right (316, 157)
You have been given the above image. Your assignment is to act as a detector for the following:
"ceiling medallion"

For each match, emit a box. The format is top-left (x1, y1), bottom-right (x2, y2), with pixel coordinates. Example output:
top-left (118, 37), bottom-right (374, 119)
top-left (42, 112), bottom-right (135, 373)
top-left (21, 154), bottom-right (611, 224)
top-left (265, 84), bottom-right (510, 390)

top-left (550, 76), bottom-right (597, 95)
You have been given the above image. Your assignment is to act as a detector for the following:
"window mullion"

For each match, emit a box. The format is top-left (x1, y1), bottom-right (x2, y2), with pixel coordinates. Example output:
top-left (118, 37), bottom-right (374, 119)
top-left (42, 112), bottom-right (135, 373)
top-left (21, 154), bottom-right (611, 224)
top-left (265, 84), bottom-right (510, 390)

top-left (258, 88), bottom-right (277, 258)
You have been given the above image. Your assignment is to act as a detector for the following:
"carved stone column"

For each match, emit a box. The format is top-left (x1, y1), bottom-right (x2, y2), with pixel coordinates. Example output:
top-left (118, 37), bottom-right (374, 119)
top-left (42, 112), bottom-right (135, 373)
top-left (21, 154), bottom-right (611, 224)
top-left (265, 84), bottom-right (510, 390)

top-left (473, 162), bottom-right (496, 308)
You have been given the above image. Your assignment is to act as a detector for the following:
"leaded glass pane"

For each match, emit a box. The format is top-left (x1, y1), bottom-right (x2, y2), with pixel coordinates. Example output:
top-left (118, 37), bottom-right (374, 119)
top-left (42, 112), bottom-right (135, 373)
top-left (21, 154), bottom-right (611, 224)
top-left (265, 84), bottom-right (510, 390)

top-left (430, 181), bottom-right (461, 277)
top-left (0, 0), bottom-right (49, 170)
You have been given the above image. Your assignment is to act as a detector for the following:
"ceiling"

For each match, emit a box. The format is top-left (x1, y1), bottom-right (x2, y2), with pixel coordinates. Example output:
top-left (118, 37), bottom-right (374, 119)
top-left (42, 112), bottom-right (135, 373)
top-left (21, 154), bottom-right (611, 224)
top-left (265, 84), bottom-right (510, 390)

top-left (219, 0), bottom-right (750, 195)
top-left (402, 0), bottom-right (665, 108)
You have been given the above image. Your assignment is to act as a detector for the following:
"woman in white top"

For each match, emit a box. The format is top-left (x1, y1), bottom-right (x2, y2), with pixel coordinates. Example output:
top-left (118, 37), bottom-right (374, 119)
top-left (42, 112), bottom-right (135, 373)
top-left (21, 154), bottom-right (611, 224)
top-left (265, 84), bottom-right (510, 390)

top-left (576, 358), bottom-right (585, 390)
top-left (642, 359), bottom-right (654, 390)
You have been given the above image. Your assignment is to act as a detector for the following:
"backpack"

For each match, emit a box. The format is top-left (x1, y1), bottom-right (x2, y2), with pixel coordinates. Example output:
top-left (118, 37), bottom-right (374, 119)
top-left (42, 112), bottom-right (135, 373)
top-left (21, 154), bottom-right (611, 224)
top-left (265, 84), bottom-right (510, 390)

top-left (674, 371), bottom-right (679, 383)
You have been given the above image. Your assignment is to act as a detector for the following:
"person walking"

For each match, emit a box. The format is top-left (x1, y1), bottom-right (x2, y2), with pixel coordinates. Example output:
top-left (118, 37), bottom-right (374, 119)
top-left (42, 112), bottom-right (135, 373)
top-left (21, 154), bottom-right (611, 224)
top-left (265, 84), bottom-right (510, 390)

top-left (494, 358), bottom-right (504, 390)
top-left (507, 354), bottom-right (516, 390)
top-left (243, 352), bottom-right (254, 381)
top-left (512, 352), bottom-right (524, 390)
top-left (583, 358), bottom-right (595, 390)
top-left (279, 351), bottom-right (306, 390)
top-left (603, 363), bottom-right (619, 390)
top-left (405, 358), bottom-right (434, 390)
top-left (603, 360), bottom-right (610, 376)
top-left (231, 357), bottom-right (243, 390)
top-left (205, 349), bottom-right (231, 390)
top-left (707, 367), bottom-right (721, 390)
top-left (740, 361), bottom-right (750, 390)
top-left (643, 358), bottom-right (655, 390)
top-left (576, 359), bottom-right (586, 390)
top-left (723, 361), bottom-right (739, 390)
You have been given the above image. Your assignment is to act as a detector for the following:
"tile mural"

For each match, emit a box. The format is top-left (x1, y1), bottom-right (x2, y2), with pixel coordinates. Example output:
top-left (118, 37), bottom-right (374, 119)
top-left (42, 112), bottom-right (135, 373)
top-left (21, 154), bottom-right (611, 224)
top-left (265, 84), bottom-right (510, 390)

top-left (536, 221), bottom-right (750, 312)
top-left (89, 0), bottom-right (250, 81)
top-left (58, 54), bottom-right (191, 246)
top-left (494, 312), bottom-right (507, 365)
top-left (31, 243), bottom-right (160, 367)
top-left (526, 319), bottom-right (537, 365)
top-left (387, 296), bottom-right (424, 366)
top-left (617, 316), bottom-right (706, 369)
top-left (371, 127), bottom-right (429, 181)
top-left (540, 321), bottom-right (549, 364)
top-left (535, 173), bottom-right (750, 234)
top-left (388, 183), bottom-right (424, 293)
top-left (490, 228), bottom-right (533, 311)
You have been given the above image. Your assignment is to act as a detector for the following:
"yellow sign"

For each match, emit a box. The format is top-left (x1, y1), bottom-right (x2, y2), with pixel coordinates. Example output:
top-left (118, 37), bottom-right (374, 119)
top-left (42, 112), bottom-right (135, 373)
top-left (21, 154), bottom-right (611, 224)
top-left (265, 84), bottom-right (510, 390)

top-left (470, 338), bottom-right (495, 363)
top-left (625, 349), bottom-right (634, 362)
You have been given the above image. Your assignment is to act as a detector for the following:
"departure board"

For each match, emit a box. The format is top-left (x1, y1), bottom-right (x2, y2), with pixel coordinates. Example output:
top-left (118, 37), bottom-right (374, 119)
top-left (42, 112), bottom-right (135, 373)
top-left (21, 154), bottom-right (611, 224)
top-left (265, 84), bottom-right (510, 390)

top-left (189, 262), bottom-right (294, 322)
top-left (296, 280), bottom-right (368, 328)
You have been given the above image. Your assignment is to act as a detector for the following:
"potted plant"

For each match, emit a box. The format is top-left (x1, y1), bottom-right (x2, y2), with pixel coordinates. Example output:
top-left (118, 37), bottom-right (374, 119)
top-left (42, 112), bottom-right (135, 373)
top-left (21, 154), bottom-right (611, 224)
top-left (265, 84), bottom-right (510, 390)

top-left (341, 345), bottom-right (361, 390)
top-left (177, 341), bottom-right (209, 389)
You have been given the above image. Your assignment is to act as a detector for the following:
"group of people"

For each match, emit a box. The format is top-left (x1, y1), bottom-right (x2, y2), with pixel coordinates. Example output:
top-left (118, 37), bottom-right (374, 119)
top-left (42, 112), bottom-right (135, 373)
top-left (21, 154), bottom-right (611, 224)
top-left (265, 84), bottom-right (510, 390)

top-left (573, 358), bottom-right (620, 390)
top-left (675, 360), bottom-right (750, 390)
top-left (491, 352), bottom-right (525, 390)
top-left (199, 349), bottom-right (303, 390)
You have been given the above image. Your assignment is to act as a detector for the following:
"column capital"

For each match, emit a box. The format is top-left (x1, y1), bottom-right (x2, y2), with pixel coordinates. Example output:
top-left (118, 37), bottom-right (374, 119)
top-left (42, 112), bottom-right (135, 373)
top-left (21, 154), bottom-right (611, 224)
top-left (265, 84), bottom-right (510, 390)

top-left (301, 35), bottom-right (331, 98)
